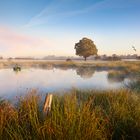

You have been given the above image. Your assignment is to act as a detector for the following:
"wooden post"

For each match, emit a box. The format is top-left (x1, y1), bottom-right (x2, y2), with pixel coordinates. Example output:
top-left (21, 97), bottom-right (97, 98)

top-left (43, 93), bottom-right (53, 114)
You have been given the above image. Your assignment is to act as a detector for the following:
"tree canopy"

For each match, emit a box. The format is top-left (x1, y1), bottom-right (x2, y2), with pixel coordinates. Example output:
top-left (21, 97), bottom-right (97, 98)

top-left (74, 37), bottom-right (98, 61)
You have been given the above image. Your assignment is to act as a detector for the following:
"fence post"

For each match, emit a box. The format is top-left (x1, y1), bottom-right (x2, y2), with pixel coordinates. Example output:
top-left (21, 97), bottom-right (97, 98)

top-left (43, 93), bottom-right (53, 114)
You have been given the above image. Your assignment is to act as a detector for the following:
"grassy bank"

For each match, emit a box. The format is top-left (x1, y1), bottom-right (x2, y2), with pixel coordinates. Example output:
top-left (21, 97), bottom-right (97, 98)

top-left (0, 59), bottom-right (140, 71)
top-left (1, 89), bottom-right (140, 140)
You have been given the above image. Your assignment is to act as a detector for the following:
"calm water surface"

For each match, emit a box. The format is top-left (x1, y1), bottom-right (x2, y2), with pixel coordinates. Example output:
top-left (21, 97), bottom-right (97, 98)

top-left (0, 68), bottom-right (130, 99)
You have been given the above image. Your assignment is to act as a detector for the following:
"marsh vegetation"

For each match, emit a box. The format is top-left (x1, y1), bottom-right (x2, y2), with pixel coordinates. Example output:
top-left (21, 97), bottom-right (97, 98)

top-left (0, 60), bottom-right (140, 140)
top-left (1, 89), bottom-right (140, 140)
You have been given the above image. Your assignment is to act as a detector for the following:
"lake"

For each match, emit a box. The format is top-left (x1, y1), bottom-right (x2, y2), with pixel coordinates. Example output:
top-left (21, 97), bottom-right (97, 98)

top-left (0, 67), bottom-right (133, 100)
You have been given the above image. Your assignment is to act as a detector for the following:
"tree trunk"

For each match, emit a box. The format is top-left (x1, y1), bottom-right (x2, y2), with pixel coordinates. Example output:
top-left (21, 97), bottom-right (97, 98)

top-left (84, 57), bottom-right (87, 61)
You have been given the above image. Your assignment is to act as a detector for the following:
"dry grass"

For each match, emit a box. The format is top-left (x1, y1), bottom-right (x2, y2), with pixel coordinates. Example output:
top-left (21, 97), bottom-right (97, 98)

top-left (1, 89), bottom-right (140, 140)
top-left (0, 60), bottom-right (140, 73)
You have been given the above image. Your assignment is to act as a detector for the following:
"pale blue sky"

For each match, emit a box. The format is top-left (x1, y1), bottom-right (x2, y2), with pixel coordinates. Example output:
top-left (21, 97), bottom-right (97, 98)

top-left (0, 0), bottom-right (140, 57)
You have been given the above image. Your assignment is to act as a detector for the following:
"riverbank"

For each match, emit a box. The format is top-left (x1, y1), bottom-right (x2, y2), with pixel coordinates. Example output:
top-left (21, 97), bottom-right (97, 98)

top-left (0, 89), bottom-right (140, 140)
top-left (0, 60), bottom-right (140, 73)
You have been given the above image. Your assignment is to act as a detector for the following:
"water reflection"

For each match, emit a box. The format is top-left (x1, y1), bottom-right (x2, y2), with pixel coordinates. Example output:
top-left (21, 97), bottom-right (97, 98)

top-left (107, 71), bottom-right (125, 83)
top-left (40, 64), bottom-right (54, 70)
top-left (76, 67), bottom-right (95, 79)
top-left (13, 68), bottom-right (21, 74)
top-left (0, 67), bottom-right (137, 99)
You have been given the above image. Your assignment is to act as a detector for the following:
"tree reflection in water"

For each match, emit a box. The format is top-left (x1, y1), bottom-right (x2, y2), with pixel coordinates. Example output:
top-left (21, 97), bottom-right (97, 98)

top-left (76, 67), bottom-right (95, 79)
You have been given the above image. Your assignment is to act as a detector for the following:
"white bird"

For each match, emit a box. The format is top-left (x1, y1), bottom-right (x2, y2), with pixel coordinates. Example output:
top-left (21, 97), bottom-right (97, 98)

top-left (132, 46), bottom-right (136, 51)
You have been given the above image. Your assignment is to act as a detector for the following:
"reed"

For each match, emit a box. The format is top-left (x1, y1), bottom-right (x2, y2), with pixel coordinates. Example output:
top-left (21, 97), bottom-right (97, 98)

top-left (0, 89), bottom-right (140, 140)
top-left (0, 60), bottom-right (140, 73)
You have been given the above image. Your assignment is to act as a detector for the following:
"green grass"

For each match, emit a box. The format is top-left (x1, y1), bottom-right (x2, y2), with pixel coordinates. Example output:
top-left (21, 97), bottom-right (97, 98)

top-left (1, 89), bottom-right (140, 140)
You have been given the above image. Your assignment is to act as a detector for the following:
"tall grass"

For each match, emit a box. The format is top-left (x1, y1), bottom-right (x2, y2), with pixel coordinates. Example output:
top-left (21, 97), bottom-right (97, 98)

top-left (0, 60), bottom-right (140, 73)
top-left (127, 80), bottom-right (140, 92)
top-left (0, 89), bottom-right (140, 140)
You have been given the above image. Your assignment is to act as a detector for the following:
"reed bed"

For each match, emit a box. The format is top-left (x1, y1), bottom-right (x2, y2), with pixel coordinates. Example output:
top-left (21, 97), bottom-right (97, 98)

top-left (0, 89), bottom-right (140, 140)
top-left (0, 60), bottom-right (140, 73)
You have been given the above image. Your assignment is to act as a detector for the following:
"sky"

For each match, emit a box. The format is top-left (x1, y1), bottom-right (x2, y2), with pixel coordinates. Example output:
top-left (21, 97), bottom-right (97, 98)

top-left (0, 0), bottom-right (140, 57)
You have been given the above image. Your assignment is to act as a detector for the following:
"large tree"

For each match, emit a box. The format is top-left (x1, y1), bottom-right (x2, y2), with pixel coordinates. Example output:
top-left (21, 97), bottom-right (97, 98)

top-left (74, 37), bottom-right (98, 61)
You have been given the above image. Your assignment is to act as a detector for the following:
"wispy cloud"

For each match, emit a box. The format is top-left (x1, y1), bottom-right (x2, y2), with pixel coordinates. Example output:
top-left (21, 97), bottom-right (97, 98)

top-left (0, 26), bottom-right (76, 57)
top-left (0, 26), bottom-right (50, 56)
top-left (0, 26), bottom-right (45, 47)
top-left (24, 0), bottom-right (106, 27)
top-left (24, 0), bottom-right (140, 28)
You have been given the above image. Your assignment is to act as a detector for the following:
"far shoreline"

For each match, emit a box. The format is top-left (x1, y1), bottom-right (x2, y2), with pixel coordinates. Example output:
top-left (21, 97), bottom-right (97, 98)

top-left (0, 59), bottom-right (140, 73)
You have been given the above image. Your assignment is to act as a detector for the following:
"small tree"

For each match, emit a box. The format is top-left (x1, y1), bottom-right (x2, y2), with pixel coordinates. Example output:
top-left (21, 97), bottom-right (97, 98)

top-left (74, 37), bottom-right (98, 61)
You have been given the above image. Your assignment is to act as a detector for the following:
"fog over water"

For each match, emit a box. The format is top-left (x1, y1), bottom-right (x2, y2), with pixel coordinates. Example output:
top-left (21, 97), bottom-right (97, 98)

top-left (0, 67), bottom-right (132, 100)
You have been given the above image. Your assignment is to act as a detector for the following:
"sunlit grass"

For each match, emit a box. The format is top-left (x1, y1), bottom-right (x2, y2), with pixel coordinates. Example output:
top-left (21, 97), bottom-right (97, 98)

top-left (0, 60), bottom-right (140, 139)
top-left (1, 89), bottom-right (140, 140)
top-left (0, 60), bottom-right (140, 73)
